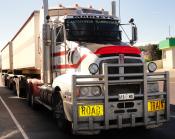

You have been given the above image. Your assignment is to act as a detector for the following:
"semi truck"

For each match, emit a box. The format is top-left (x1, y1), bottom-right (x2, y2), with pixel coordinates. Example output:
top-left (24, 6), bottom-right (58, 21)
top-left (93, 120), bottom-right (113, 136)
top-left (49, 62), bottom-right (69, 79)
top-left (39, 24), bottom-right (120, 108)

top-left (1, 0), bottom-right (169, 135)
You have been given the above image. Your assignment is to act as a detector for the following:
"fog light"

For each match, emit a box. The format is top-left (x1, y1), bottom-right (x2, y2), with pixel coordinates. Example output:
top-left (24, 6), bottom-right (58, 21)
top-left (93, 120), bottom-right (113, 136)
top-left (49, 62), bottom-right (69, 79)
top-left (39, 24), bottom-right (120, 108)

top-left (91, 87), bottom-right (101, 96)
top-left (80, 87), bottom-right (89, 96)
top-left (89, 63), bottom-right (99, 74)
top-left (148, 62), bottom-right (157, 72)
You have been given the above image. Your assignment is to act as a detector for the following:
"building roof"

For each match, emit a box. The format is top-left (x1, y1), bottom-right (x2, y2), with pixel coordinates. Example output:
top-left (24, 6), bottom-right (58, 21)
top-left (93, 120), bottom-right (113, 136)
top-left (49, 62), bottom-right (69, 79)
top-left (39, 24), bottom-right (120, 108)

top-left (159, 38), bottom-right (175, 50)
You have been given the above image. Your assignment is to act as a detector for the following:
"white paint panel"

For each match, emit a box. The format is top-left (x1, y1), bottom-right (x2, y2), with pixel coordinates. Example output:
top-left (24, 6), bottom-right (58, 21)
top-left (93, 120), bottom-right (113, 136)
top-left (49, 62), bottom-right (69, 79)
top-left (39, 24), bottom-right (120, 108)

top-left (0, 55), bottom-right (1, 70)
top-left (163, 49), bottom-right (173, 69)
top-left (1, 44), bottom-right (11, 70)
top-left (34, 13), bottom-right (40, 69)
top-left (12, 13), bottom-right (40, 69)
top-left (172, 48), bottom-right (175, 68)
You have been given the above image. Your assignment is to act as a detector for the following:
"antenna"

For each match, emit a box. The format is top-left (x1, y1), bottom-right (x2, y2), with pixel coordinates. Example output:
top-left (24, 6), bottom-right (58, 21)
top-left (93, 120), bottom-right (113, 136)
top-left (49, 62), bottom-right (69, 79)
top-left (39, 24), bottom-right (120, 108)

top-left (169, 25), bottom-right (171, 38)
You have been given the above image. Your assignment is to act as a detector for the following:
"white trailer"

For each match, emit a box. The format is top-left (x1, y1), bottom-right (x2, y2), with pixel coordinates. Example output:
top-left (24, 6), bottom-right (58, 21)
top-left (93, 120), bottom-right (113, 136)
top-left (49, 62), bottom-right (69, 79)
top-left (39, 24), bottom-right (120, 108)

top-left (1, 42), bottom-right (13, 71)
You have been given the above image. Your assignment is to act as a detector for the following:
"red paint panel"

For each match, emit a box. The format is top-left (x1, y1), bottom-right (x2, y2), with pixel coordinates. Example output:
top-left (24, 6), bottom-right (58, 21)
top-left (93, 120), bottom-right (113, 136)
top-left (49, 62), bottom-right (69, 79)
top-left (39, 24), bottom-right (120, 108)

top-left (32, 84), bottom-right (41, 96)
top-left (54, 55), bottom-right (87, 69)
top-left (53, 51), bottom-right (66, 57)
top-left (95, 45), bottom-right (141, 55)
top-left (27, 79), bottom-right (42, 96)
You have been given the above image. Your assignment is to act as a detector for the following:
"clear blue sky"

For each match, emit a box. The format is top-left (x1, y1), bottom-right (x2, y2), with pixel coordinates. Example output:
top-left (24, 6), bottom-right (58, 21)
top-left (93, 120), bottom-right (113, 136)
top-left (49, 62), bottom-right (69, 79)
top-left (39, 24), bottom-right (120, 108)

top-left (0, 0), bottom-right (175, 48)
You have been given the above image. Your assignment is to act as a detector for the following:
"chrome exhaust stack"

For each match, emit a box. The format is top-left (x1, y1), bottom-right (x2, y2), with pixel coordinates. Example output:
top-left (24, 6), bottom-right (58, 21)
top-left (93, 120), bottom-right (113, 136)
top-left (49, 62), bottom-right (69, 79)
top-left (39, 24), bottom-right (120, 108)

top-left (111, 0), bottom-right (116, 17)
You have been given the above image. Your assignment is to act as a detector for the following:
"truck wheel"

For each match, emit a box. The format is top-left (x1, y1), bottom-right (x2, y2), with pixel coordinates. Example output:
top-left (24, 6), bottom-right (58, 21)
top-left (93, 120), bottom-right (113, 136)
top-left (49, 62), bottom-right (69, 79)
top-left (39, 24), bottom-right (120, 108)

top-left (27, 84), bottom-right (38, 109)
top-left (13, 83), bottom-right (17, 95)
top-left (31, 94), bottom-right (37, 109)
top-left (19, 88), bottom-right (26, 98)
top-left (9, 82), bottom-right (13, 90)
top-left (52, 92), bottom-right (70, 132)
top-left (27, 85), bottom-right (32, 106)
top-left (5, 81), bottom-right (7, 86)
top-left (7, 81), bottom-right (10, 89)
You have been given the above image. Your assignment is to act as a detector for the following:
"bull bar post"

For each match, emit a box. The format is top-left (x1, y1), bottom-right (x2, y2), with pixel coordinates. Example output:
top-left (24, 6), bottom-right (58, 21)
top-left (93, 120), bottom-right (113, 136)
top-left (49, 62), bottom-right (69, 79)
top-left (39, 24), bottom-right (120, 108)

top-left (143, 63), bottom-right (148, 125)
top-left (103, 63), bottom-right (109, 129)
top-left (165, 71), bottom-right (170, 120)
top-left (72, 75), bottom-right (78, 131)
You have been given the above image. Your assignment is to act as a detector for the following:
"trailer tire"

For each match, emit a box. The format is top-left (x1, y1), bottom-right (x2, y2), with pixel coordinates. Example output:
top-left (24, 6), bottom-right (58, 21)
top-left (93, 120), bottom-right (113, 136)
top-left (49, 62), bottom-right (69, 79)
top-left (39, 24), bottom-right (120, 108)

top-left (7, 78), bottom-right (13, 90)
top-left (31, 94), bottom-right (37, 109)
top-left (4, 78), bottom-right (8, 86)
top-left (27, 85), bottom-right (32, 106)
top-left (27, 84), bottom-right (38, 109)
top-left (13, 82), bottom-right (17, 95)
top-left (9, 82), bottom-right (13, 90)
top-left (7, 80), bottom-right (10, 89)
top-left (52, 91), bottom-right (71, 132)
top-left (4, 80), bottom-right (7, 86)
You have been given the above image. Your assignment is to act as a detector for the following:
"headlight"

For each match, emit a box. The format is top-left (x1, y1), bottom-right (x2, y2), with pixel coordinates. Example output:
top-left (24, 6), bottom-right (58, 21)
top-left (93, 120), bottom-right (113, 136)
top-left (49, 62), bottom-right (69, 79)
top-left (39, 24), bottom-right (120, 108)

top-left (91, 87), bottom-right (101, 96)
top-left (147, 82), bottom-right (159, 93)
top-left (89, 63), bottom-right (99, 74)
top-left (80, 87), bottom-right (89, 96)
top-left (80, 86), bottom-right (101, 96)
top-left (148, 62), bottom-right (157, 72)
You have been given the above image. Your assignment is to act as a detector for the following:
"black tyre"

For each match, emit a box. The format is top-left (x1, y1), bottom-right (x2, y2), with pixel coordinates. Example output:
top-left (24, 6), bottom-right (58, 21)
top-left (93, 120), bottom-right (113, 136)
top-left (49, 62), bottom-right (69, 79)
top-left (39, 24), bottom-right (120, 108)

top-left (19, 88), bottom-right (27, 98)
top-left (4, 80), bottom-right (7, 86)
top-left (7, 81), bottom-right (10, 89)
top-left (27, 85), bottom-right (32, 106)
top-left (27, 84), bottom-right (38, 109)
top-left (13, 83), bottom-right (17, 95)
top-left (52, 91), bottom-right (71, 132)
top-left (9, 82), bottom-right (13, 90)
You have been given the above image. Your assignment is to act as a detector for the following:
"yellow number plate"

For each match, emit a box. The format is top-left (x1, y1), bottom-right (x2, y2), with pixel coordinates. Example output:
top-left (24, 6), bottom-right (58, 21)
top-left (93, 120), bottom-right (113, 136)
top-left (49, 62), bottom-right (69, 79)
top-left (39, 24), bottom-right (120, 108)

top-left (78, 105), bottom-right (104, 117)
top-left (148, 100), bottom-right (165, 112)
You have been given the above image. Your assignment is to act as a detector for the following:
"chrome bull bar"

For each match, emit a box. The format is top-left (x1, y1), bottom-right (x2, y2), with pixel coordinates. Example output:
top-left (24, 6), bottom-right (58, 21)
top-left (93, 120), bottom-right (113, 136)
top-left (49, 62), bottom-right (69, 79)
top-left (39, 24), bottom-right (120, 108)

top-left (72, 63), bottom-right (169, 131)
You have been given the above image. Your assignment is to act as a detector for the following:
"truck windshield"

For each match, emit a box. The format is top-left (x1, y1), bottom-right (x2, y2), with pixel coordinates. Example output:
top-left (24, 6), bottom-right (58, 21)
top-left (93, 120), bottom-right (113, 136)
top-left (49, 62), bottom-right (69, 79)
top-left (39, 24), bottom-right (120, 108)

top-left (65, 18), bottom-right (121, 43)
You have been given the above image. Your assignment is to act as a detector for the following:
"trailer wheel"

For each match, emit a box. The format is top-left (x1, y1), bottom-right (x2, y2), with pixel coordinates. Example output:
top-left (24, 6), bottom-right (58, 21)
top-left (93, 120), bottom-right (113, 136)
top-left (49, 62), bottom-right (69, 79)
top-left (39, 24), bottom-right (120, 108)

top-left (27, 84), bottom-right (38, 109)
top-left (7, 80), bottom-right (10, 89)
top-left (13, 82), bottom-right (17, 95)
top-left (27, 85), bottom-right (32, 106)
top-left (4, 80), bottom-right (7, 86)
top-left (7, 78), bottom-right (13, 90)
top-left (52, 91), bottom-right (71, 132)
top-left (31, 94), bottom-right (37, 108)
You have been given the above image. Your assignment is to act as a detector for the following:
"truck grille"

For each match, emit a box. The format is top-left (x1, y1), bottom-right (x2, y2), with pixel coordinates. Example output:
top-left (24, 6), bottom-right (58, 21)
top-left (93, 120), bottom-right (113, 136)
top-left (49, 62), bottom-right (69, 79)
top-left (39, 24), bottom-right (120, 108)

top-left (109, 84), bottom-right (141, 96)
top-left (99, 57), bottom-right (143, 75)
top-left (99, 56), bottom-right (143, 96)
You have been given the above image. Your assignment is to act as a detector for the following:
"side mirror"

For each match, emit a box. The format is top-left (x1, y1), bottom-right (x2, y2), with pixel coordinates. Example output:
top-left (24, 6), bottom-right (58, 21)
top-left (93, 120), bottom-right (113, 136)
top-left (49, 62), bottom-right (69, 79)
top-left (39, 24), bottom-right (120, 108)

top-left (130, 25), bottom-right (138, 45)
top-left (129, 18), bottom-right (138, 45)
top-left (132, 25), bottom-right (138, 42)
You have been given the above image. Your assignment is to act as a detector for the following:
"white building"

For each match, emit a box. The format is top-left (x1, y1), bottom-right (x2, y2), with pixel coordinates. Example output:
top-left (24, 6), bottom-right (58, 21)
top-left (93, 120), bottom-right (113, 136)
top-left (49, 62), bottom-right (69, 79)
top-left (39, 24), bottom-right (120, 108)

top-left (159, 38), bottom-right (175, 69)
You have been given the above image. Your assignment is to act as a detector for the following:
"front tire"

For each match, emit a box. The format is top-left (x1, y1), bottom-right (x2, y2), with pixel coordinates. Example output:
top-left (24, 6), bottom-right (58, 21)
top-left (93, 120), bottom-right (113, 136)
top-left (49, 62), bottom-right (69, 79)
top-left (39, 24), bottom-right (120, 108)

top-left (52, 91), bottom-right (71, 132)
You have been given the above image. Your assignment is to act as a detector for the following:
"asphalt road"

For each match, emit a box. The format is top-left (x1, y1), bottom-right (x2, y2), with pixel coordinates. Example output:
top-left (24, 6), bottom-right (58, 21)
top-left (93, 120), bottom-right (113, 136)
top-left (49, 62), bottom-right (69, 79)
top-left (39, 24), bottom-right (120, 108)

top-left (0, 85), bottom-right (175, 139)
